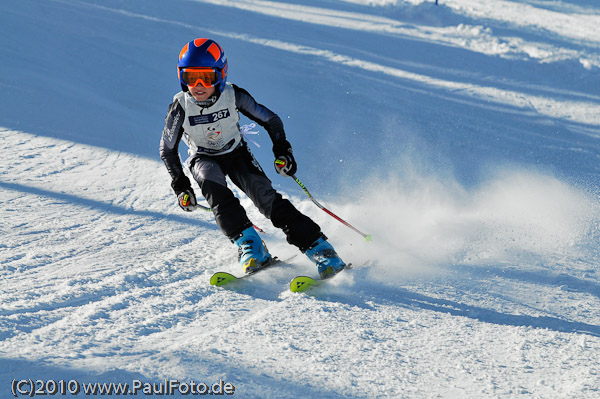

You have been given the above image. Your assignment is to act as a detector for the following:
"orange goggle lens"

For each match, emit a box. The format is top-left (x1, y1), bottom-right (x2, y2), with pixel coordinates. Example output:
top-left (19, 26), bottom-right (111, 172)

top-left (181, 68), bottom-right (219, 88)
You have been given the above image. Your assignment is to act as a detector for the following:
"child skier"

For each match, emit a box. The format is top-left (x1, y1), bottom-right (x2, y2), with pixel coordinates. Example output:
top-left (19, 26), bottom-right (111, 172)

top-left (160, 38), bottom-right (345, 279)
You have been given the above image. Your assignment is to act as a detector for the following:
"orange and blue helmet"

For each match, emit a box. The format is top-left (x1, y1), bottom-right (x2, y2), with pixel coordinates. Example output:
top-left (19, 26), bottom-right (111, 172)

top-left (177, 38), bottom-right (228, 93)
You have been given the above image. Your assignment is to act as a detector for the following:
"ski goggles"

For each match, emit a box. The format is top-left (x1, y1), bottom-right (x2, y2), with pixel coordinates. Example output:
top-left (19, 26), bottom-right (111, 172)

top-left (180, 67), bottom-right (220, 88)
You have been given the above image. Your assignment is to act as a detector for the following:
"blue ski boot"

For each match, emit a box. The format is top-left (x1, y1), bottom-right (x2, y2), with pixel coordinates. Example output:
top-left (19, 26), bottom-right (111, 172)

top-left (234, 227), bottom-right (272, 274)
top-left (305, 237), bottom-right (346, 279)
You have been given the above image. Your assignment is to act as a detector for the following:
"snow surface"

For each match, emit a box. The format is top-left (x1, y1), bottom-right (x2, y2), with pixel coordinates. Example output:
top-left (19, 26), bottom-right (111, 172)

top-left (1, 0), bottom-right (600, 397)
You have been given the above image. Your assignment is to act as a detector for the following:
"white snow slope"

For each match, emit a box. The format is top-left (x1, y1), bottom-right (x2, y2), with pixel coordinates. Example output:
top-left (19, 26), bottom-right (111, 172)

top-left (1, 0), bottom-right (600, 398)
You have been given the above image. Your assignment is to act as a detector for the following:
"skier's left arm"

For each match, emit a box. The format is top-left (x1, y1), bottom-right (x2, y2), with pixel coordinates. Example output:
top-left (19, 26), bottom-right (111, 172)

top-left (233, 84), bottom-right (297, 176)
top-left (160, 100), bottom-right (198, 211)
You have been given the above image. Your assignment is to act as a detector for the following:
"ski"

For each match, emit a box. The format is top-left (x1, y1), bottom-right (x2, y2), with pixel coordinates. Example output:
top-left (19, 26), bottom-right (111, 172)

top-left (289, 263), bottom-right (353, 293)
top-left (289, 275), bottom-right (320, 293)
top-left (210, 255), bottom-right (295, 287)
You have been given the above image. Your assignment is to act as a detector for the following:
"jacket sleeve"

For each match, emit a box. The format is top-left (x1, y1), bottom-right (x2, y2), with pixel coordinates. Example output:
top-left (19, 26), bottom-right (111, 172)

top-left (159, 99), bottom-right (192, 195)
top-left (233, 84), bottom-right (287, 144)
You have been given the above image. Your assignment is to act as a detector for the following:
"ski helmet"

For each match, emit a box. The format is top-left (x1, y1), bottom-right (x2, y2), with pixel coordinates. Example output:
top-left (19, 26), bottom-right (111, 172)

top-left (177, 38), bottom-right (228, 93)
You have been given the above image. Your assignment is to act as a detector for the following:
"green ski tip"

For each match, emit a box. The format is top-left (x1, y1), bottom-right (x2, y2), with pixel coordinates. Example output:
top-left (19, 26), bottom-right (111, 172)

top-left (290, 276), bottom-right (320, 293)
top-left (210, 272), bottom-right (239, 286)
top-left (364, 233), bottom-right (373, 242)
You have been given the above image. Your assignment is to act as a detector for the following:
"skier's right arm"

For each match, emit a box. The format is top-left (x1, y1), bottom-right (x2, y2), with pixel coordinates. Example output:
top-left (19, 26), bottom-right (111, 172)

top-left (159, 100), bottom-right (193, 196)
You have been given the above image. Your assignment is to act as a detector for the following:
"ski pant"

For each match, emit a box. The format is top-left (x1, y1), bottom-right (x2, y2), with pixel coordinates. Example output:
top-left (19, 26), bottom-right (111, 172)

top-left (188, 142), bottom-right (322, 251)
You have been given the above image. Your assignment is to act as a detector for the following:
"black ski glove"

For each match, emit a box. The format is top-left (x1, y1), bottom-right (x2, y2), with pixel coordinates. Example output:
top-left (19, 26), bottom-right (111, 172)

top-left (171, 175), bottom-right (197, 211)
top-left (178, 190), bottom-right (198, 212)
top-left (273, 139), bottom-right (297, 177)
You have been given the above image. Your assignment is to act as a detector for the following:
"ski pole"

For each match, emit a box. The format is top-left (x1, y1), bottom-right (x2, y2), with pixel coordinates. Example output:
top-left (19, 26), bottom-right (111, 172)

top-left (291, 175), bottom-right (372, 242)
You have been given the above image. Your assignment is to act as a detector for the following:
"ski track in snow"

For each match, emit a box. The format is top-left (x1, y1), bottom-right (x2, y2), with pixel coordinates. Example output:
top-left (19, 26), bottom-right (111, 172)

top-left (1, 0), bottom-right (600, 397)
top-left (56, 0), bottom-right (600, 129)
top-left (192, 0), bottom-right (600, 64)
